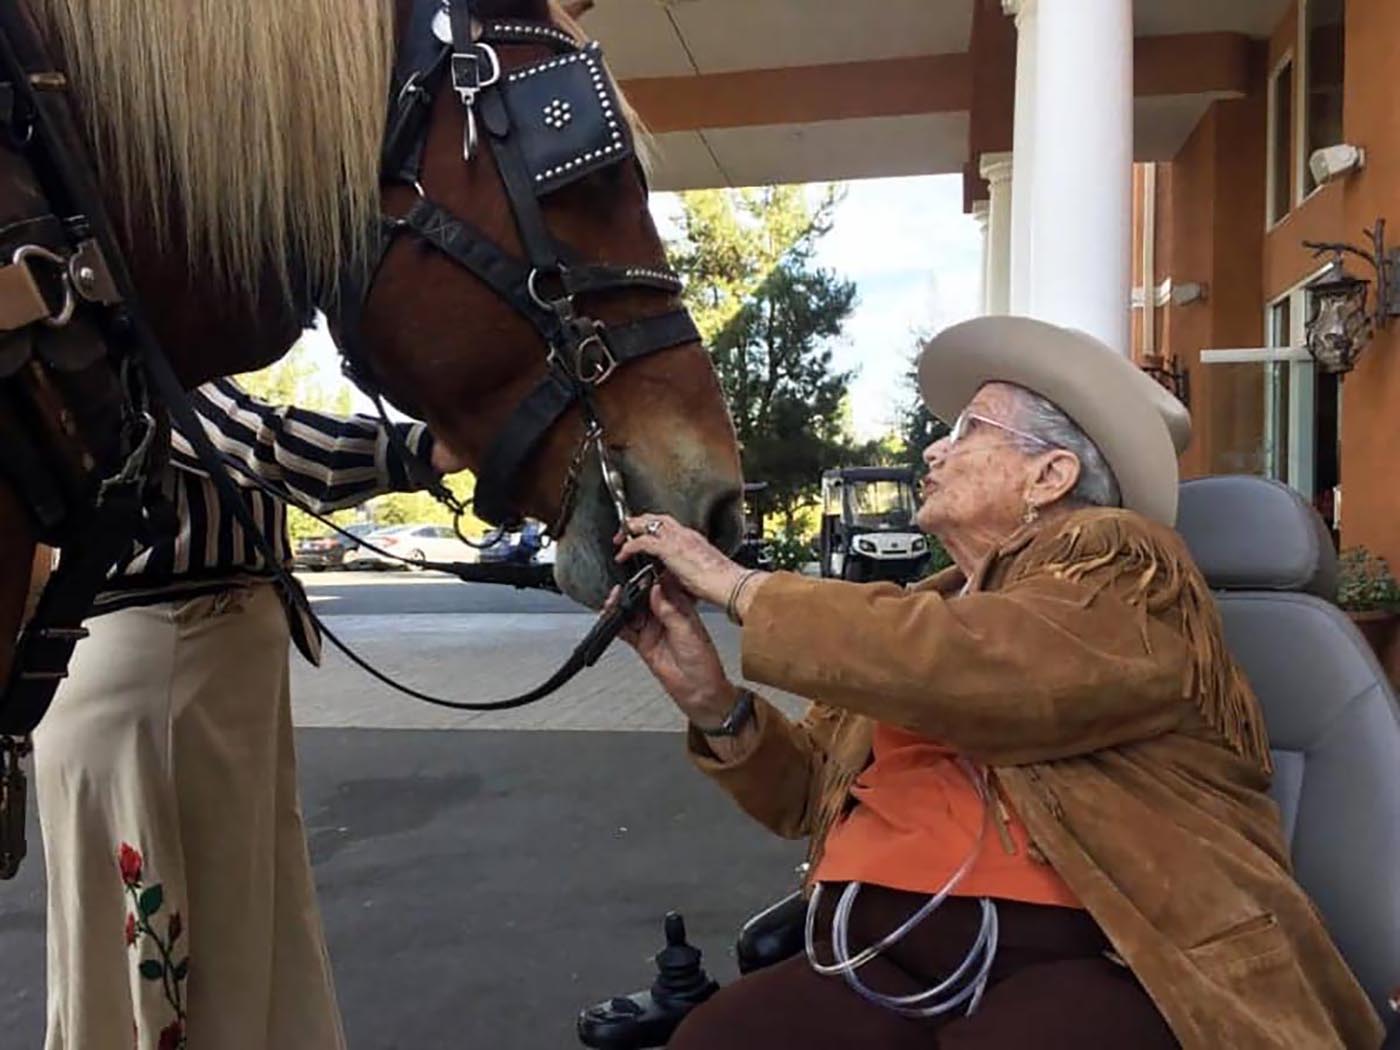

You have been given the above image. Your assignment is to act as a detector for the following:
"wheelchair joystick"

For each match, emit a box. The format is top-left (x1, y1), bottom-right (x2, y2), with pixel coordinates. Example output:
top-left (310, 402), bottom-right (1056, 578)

top-left (652, 913), bottom-right (716, 1005)
top-left (577, 911), bottom-right (719, 1049)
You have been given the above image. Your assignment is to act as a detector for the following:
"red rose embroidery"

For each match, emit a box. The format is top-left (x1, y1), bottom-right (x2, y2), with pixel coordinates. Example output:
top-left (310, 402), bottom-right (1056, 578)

top-left (118, 843), bottom-right (143, 886)
top-left (157, 1020), bottom-right (184, 1050)
top-left (124, 913), bottom-right (137, 947)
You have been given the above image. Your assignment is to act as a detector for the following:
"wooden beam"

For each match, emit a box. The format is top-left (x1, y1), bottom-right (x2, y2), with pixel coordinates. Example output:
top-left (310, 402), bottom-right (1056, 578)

top-left (1134, 32), bottom-right (1261, 99)
top-left (620, 32), bottom-right (1261, 136)
top-left (621, 53), bottom-right (972, 135)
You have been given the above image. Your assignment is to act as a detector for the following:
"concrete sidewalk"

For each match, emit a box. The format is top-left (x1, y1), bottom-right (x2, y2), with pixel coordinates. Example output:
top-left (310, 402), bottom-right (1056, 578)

top-left (0, 728), bottom-right (804, 1049)
top-left (293, 611), bottom-right (808, 732)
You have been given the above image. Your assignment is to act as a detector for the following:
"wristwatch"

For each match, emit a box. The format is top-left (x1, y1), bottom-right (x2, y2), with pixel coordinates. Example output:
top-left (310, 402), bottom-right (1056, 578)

top-left (695, 688), bottom-right (755, 737)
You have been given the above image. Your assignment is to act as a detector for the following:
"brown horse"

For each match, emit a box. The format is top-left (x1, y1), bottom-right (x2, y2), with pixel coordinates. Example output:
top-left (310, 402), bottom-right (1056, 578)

top-left (2, 0), bottom-right (743, 690)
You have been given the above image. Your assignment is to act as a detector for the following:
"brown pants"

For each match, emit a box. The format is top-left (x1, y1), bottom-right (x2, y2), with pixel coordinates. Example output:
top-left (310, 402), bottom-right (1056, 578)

top-left (670, 887), bottom-right (1178, 1049)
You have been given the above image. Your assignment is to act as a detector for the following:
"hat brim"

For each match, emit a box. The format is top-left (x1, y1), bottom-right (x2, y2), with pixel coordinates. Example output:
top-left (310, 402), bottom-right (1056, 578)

top-left (917, 317), bottom-right (1191, 525)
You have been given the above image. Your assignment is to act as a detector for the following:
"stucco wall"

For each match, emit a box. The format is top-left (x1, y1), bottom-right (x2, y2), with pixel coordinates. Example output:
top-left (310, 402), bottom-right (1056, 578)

top-left (1158, 89), bottom-right (1268, 482)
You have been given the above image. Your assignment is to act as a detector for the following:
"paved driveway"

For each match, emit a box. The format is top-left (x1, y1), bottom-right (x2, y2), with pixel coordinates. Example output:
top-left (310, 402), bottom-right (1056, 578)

top-left (0, 575), bottom-right (810, 1048)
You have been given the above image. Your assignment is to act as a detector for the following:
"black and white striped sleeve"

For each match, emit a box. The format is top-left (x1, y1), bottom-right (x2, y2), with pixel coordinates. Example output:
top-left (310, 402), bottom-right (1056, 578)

top-left (170, 377), bottom-right (437, 513)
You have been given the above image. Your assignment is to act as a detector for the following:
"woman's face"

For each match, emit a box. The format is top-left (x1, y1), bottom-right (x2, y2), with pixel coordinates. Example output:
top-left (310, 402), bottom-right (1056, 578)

top-left (915, 383), bottom-right (1059, 542)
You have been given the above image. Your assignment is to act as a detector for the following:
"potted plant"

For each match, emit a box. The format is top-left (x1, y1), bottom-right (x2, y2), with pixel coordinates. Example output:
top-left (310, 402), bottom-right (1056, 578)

top-left (1336, 547), bottom-right (1400, 667)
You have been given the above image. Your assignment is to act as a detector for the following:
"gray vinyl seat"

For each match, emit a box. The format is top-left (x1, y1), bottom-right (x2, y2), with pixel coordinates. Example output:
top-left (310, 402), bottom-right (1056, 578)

top-left (1176, 475), bottom-right (1400, 1030)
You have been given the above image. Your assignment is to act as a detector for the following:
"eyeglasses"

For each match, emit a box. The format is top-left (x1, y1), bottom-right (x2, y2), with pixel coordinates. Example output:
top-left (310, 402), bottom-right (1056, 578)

top-left (944, 409), bottom-right (1059, 451)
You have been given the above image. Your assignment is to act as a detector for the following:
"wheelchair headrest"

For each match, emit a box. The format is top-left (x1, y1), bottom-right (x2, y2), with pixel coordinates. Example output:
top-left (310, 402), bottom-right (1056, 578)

top-left (1176, 476), bottom-right (1337, 600)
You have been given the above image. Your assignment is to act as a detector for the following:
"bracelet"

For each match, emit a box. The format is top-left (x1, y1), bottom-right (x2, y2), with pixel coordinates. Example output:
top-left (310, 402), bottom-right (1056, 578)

top-left (695, 688), bottom-right (756, 737)
top-left (725, 569), bottom-right (764, 625)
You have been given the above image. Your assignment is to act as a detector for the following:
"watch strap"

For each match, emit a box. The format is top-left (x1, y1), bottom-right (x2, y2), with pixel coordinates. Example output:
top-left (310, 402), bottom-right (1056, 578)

top-left (695, 687), bottom-right (755, 738)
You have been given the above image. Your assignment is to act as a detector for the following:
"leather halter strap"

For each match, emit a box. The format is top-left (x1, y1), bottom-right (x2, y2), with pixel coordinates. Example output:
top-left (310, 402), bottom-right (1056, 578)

top-left (332, 0), bottom-right (699, 534)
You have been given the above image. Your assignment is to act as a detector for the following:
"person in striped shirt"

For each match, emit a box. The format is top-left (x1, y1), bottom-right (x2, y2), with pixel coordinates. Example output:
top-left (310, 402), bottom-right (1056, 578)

top-left (31, 377), bottom-right (463, 1050)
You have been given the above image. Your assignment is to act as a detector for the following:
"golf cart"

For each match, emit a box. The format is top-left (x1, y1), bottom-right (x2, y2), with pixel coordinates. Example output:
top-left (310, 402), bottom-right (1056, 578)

top-left (818, 467), bottom-right (929, 584)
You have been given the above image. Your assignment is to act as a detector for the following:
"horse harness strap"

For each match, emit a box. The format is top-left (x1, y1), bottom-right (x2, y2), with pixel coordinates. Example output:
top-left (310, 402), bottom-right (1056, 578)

top-left (0, 8), bottom-right (169, 876)
top-left (335, 0), bottom-right (699, 534)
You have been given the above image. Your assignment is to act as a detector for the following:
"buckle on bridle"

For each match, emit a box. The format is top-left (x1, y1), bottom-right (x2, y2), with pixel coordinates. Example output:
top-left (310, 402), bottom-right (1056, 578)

top-left (450, 44), bottom-right (501, 159)
top-left (10, 244), bottom-right (76, 328)
top-left (574, 328), bottom-right (616, 386)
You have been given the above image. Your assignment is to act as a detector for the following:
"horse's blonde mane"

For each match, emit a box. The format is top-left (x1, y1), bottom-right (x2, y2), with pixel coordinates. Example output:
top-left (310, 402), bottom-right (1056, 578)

top-left (31, 0), bottom-right (394, 297)
top-left (29, 0), bottom-right (646, 299)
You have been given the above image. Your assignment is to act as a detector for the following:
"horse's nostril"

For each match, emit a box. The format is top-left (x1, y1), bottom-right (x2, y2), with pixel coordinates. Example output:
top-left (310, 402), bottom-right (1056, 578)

top-left (702, 486), bottom-right (745, 555)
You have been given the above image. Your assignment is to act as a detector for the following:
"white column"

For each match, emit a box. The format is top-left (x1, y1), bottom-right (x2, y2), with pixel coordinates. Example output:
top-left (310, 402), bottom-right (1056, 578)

top-left (1023, 0), bottom-right (1134, 351)
top-left (977, 154), bottom-right (1013, 315)
top-left (974, 197), bottom-right (996, 312)
top-left (1004, 0), bottom-right (1038, 314)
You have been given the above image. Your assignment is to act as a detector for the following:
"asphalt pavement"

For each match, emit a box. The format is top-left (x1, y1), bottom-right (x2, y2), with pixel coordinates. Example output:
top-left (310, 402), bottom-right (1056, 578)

top-left (0, 573), bottom-right (811, 1049)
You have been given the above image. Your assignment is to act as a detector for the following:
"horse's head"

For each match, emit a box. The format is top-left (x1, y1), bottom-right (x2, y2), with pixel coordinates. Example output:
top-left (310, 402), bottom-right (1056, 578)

top-left (24, 0), bottom-right (743, 608)
top-left (345, 0), bottom-right (745, 605)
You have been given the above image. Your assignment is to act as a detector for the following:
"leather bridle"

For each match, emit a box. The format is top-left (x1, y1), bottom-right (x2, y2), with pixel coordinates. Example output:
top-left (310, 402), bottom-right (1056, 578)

top-left (332, 0), bottom-right (701, 541)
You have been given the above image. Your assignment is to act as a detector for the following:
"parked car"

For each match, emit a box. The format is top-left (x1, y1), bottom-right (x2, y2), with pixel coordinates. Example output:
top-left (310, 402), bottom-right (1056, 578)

top-left (477, 520), bottom-right (549, 566)
top-left (344, 524), bottom-right (480, 571)
top-left (293, 521), bottom-right (378, 571)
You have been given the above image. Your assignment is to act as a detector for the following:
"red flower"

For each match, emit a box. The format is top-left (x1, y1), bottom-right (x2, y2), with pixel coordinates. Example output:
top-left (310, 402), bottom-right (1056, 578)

top-left (118, 843), bottom-right (143, 886)
top-left (124, 913), bottom-right (136, 947)
top-left (168, 911), bottom-right (182, 944)
top-left (157, 1020), bottom-right (184, 1050)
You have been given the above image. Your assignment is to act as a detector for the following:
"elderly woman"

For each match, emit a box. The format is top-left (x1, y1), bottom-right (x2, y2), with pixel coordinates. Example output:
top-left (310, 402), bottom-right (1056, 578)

top-left (612, 318), bottom-right (1381, 1049)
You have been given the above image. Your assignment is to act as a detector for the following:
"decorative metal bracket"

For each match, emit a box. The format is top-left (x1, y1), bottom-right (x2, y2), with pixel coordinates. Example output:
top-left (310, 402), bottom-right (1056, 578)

top-left (1140, 354), bottom-right (1190, 407)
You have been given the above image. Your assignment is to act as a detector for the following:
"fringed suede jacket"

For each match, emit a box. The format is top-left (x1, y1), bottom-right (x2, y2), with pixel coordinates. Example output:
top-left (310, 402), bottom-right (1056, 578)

top-left (689, 507), bottom-right (1383, 1050)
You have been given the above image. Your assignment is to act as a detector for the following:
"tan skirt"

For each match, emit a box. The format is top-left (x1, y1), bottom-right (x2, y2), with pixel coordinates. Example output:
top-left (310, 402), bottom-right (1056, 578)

top-left (32, 582), bottom-right (344, 1050)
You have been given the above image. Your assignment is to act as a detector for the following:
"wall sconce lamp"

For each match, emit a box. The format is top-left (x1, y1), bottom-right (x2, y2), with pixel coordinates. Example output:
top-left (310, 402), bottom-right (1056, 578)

top-left (1302, 219), bottom-right (1400, 374)
top-left (1140, 354), bottom-right (1190, 407)
top-left (1170, 281), bottom-right (1208, 307)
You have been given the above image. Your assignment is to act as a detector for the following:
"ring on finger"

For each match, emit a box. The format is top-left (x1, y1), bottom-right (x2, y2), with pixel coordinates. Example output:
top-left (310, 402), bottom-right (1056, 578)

top-left (644, 519), bottom-right (663, 536)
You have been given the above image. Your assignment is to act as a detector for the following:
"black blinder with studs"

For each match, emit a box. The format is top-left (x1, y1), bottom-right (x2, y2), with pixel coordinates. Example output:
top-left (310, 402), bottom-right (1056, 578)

top-left (500, 43), bottom-right (633, 197)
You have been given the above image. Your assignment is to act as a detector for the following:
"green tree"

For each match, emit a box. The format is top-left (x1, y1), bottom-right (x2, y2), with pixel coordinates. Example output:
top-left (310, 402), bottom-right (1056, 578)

top-left (896, 347), bottom-right (949, 473)
top-left (670, 186), bottom-right (859, 530)
top-left (236, 338), bottom-right (352, 415)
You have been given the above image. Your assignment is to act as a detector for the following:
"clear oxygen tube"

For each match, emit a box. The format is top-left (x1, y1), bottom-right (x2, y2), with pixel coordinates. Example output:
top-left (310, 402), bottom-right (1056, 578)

top-left (804, 756), bottom-right (1000, 1018)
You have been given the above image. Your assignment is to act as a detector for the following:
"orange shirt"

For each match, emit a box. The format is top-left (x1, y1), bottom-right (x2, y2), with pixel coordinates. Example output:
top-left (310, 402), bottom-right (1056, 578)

top-left (814, 724), bottom-right (1081, 909)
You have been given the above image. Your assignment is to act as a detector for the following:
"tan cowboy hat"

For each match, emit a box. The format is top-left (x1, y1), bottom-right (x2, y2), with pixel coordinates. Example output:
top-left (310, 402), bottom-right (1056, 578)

top-left (917, 316), bottom-right (1192, 525)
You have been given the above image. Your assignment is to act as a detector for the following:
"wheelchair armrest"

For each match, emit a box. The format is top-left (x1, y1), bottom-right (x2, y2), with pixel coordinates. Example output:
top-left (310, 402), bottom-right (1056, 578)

top-left (735, 891), bottom-right (807, 975)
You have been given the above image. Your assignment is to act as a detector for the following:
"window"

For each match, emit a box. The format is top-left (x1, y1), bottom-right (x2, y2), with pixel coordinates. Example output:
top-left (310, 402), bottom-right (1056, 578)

top-left (1265, 300), bottom-right (1292, 481)
top-left (1200, 264), bottom-right (1337, 516)
top-left (846, 480), bottom-right (915, 529)
top-left (1268, 56), bottom-right (1294, 225)
top-left (1302, 0), bottom-right (1346, 197)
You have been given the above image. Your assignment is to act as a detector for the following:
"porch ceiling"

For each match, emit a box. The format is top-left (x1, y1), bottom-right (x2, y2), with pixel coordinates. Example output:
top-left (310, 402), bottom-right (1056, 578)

top-left (575, 0), bottom-right (1286, 190)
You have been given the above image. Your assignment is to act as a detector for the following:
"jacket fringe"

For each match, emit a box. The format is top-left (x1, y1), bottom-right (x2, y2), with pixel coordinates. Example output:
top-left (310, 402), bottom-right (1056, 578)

top-left (1020, 512), bottom-right (1273, 775)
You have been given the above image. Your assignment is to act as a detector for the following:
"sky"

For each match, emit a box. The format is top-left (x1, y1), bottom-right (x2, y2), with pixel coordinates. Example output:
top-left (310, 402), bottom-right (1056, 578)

top-left (300, 173), bottom-right (983, 441)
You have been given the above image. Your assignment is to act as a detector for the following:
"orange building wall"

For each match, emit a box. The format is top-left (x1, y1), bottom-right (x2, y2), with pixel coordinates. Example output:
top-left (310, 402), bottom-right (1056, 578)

top-left (1330, 0), bottom-right (1400, 572)
top-left (1155, 87), bottom-right (1268, 482)
top-left (1254, 0), bottom-right (1400, 565)
top-left (1156, 0), bottom-right (1400, 674)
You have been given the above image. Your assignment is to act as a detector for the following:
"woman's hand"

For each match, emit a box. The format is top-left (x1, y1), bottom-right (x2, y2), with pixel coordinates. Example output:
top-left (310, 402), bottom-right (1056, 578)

top-left (614, 514), bottom-right (747, 608)
top-left (609, 575), bottom-right (738, 729)
top-left (429, 436), bottom-right (471, 476)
